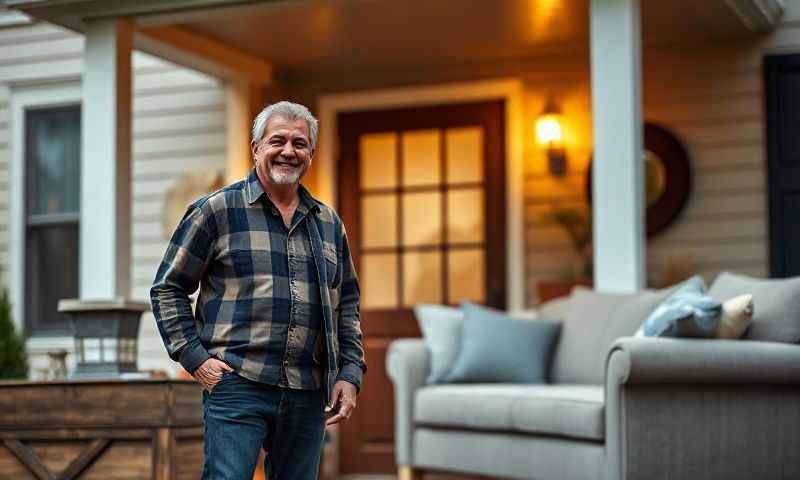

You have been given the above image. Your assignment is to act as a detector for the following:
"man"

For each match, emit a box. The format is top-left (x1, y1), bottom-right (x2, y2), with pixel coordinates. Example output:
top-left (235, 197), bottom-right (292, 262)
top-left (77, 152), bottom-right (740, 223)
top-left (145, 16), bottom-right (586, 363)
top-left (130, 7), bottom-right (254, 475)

top-left (151, 101), bottom-right (366, 480)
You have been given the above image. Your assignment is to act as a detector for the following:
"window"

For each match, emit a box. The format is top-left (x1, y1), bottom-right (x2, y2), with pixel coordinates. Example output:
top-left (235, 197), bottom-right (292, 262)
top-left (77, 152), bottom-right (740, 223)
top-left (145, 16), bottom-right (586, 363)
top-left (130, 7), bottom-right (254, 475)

top-left (24, 106), bottom-right (80, 335)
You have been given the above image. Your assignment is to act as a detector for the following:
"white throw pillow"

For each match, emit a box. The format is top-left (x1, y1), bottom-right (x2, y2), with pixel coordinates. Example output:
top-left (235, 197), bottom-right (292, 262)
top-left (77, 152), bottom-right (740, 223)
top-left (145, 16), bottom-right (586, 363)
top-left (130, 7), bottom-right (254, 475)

top-left (717, 294), bottom-right (754, 339)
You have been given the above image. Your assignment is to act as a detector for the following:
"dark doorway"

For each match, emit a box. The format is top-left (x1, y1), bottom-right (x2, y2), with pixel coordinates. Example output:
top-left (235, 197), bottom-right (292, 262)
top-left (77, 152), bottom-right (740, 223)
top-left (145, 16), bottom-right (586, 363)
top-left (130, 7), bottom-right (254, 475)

top-left (765, 54), bottom-right (800, 277)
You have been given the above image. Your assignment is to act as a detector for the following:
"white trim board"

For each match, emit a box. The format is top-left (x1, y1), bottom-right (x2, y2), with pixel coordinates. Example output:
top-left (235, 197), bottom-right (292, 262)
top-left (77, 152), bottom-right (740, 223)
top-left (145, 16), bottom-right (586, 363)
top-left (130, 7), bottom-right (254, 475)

top-left (317, 78), bottom-right (526, 311)
top-left (9, 82), bottom-right (82, 353)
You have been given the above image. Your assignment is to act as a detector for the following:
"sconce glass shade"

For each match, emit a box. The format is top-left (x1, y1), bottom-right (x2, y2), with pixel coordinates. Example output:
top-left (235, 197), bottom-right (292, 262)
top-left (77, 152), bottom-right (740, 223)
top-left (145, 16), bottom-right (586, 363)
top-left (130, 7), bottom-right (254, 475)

top-left (536, 97), bottom-right (564, 147)
top-left (536, 114), bottom-right (563, 146)
top-left (537, 98), bottom-right (567, 176)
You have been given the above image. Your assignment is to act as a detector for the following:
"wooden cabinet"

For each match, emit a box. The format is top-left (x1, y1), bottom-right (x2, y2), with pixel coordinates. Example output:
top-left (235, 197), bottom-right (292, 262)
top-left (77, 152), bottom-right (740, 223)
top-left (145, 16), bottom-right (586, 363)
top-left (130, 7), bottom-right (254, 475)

top-left (0, 379), bottom-right (203, 479)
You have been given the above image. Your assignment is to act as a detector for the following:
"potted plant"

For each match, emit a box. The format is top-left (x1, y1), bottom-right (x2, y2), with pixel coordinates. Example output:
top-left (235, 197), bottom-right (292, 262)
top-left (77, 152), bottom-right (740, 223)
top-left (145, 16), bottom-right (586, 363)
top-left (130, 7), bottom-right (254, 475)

top-left (537, 205), bottom-right (593, 302)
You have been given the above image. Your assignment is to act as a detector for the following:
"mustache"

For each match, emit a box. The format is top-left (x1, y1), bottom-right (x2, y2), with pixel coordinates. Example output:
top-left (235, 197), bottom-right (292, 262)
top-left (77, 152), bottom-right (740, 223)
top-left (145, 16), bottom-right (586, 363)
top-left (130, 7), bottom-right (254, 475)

top-left (273, 156), bottom-right (300, 166)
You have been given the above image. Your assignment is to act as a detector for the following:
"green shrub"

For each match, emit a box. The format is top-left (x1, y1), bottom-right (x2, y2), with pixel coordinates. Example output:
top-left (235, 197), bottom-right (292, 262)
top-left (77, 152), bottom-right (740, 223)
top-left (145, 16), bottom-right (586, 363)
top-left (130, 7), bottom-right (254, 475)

top-left (0, 289), bottom-right (28, 379)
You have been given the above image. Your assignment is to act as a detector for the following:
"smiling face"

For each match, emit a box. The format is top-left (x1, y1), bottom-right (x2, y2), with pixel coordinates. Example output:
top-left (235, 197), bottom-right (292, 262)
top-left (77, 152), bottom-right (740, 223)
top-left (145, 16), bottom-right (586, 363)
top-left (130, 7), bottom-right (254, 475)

top-left (251, 115), bottom-right (313, 186)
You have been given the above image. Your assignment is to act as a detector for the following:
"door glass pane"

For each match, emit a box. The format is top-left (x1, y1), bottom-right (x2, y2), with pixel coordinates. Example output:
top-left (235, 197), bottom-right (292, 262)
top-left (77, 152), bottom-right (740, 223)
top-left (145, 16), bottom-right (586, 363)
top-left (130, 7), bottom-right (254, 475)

top-left (26, 224), bottom-right (79, 333)
top-left (402, 129), bottom-right (440, 186)
top-left (361, 194), bottom-right (397, 248)
top-left (447, 188), bottom-right (484, 244)
top-left (27, 107), bottom-right (81, 215)
top-left (448, 248), bottom-right (485, 303)
top-left (360, 132), bottom-right (397, 189)
top-left (361, 253), bottom-right (398, 309)
top-left (402, 191), bottom-right (441, 246)
top-left (402, 251), bottom-right (442, 306)
top-left (446, 127), bottom-right (483, 184)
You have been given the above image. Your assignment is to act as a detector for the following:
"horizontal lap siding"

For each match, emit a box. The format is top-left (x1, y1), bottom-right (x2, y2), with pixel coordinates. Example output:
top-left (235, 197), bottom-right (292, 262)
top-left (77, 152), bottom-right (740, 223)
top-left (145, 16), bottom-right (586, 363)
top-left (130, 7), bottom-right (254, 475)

top-left (130, 53), bottom-right (226, 375)
top-left (0, 19), bottom-right (226, 375)
top-left (644, 46), bottom-right (768, 288)
top-left (292, 22), bottom-right (798, 306)
top-left (525, 24), bottom-right (800, 303)
top-left (0, 22), bottom-right (75, 286)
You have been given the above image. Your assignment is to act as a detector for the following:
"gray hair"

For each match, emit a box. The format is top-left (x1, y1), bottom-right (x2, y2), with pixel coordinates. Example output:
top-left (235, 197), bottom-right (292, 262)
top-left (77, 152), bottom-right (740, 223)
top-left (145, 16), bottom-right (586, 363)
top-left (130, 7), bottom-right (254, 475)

top-left (251, 100), bottom-right (319, 150)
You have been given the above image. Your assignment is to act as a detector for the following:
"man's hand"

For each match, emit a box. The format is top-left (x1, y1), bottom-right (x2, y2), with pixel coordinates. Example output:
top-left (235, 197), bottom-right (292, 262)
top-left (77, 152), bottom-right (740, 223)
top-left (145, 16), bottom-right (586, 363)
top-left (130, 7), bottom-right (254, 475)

top-left (192, 357), bottom-right (234, 393)
top-left (325, 380), bottom-right (357, 426)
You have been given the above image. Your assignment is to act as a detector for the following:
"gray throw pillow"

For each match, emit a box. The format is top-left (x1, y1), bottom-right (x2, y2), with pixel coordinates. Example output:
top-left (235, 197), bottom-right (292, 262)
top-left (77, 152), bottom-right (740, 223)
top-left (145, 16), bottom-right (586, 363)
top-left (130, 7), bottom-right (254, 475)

top-left (444, 302), bottom-right (561, 384)
top-left (640, 275), bottom-right (721, 338)
top-left (709, 272), bottom-right (800, 343)
top-left (413, 304), bottom-right (464, 384)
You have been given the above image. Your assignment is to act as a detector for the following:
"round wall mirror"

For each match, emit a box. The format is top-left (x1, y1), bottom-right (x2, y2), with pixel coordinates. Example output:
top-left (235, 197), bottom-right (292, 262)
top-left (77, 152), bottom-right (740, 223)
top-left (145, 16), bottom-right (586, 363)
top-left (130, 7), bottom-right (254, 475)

top-left (586, 122), bottom-right (692, 237)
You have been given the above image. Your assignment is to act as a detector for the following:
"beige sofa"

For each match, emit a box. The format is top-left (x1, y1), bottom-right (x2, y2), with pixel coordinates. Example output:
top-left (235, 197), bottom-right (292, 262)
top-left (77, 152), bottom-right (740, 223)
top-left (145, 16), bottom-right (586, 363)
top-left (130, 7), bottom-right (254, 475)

top-left (386, 277), bottom-right (800, 480)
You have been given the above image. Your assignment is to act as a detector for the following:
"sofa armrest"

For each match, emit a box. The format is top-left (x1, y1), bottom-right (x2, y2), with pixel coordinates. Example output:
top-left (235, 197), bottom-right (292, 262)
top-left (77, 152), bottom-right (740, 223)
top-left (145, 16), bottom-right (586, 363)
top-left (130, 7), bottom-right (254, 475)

top-left (607, 336), bottom-right (800, 385)
top-left (605, 337), bottom-right (800, 480)
top-left (386, 338), bottom-right (430, 467)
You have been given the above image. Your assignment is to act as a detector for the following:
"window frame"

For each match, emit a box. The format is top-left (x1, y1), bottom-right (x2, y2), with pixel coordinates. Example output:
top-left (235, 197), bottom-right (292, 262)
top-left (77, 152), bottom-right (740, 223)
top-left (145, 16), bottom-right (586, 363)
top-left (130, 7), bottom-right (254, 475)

top-left (9, 82), bottom-right (81, 351)
top-left (24, 104), bottom-right (81, 336)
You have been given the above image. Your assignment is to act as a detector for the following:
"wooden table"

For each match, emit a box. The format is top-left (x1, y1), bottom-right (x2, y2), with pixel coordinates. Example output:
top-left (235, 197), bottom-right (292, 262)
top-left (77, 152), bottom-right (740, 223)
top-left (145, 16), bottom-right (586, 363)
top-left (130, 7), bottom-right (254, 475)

top-left (0, 378), bottom-right (204, 479)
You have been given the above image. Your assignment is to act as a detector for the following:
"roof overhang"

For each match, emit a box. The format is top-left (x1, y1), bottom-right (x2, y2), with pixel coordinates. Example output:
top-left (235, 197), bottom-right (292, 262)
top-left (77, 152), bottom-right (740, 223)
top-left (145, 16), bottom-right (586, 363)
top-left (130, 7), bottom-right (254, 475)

top-left (2, 0), bottom-right (275, 85)
top-left (3, 0), bottom-right (786, 85)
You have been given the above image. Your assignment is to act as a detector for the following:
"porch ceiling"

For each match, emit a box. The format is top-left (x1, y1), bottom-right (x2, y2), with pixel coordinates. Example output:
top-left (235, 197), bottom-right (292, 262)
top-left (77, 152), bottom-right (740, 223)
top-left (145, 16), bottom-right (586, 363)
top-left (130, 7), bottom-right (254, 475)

top-left (170, 0), bottom-right (751, 71)
top-left (6, 0), bottom-right (779, 79)
top-left (144, 0), bottom-right (757, 74)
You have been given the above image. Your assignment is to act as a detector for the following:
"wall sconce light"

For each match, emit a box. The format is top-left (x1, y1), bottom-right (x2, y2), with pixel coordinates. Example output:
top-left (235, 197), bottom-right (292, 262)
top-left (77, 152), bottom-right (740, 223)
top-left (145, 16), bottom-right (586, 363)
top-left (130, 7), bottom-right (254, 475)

top-left (536, 97), bottom-right (567, 176)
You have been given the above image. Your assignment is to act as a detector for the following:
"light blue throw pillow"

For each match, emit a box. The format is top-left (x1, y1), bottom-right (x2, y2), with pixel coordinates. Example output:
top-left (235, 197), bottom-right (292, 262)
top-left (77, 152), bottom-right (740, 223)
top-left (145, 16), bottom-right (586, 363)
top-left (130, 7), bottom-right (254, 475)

top-left (640, 275), bottom-right (722, 338)
top-left (413, 304), bottom-right (464, 384)
top-left (444, 302), bottom-right (561, 384)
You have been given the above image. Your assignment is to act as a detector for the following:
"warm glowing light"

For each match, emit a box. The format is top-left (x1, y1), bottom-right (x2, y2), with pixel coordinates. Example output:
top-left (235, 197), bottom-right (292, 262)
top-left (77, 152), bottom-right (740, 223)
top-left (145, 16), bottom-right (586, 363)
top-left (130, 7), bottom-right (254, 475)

top-left (536, 114), bottom-right (563, 146)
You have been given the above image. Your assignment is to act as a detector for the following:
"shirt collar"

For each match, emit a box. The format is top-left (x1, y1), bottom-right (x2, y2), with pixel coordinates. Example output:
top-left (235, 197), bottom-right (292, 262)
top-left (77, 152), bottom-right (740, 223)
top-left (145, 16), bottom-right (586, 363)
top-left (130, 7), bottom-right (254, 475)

top-left (244, 168), bottom-right (320, 214)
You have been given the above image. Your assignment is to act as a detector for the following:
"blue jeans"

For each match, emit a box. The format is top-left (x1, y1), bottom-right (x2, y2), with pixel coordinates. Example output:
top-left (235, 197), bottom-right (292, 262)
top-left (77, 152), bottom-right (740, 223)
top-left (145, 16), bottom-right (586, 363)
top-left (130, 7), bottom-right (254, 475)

top-left (201, 371), bottom-right (326, 480)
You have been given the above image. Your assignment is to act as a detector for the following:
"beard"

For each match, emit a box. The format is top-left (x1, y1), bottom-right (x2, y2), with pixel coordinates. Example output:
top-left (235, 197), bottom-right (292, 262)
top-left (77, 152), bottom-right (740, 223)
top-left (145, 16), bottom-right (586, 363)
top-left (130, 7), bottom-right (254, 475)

top-left (266, 156), bottom-right (309, 185)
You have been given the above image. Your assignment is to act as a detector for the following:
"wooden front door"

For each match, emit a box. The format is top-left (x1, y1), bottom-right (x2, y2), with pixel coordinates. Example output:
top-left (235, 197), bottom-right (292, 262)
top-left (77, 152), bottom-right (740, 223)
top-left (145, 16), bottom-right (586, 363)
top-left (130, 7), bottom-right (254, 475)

top-left (765, 54), bottom-right (800, 277)
top-left (336, 100), bottom-right (507, 473)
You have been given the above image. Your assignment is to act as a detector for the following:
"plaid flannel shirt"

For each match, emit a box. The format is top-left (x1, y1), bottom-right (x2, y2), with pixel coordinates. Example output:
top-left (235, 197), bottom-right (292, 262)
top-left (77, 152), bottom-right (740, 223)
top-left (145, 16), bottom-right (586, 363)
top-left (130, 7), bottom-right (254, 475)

top-left (150, 169), bottom-right (367, 402)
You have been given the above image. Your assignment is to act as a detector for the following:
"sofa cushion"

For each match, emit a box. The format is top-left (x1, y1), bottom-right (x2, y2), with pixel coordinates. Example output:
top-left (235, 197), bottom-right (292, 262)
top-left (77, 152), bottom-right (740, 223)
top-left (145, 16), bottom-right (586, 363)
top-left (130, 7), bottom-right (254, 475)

top-left (444, 302), bottom-right (562, 383)
top-left (539, 295), bottom-right (572, 321)
top-left (414, 384), bottom-right (604, 441)
top-left (551, 287), bottom-right (671, 385)
top-left (709, 272), bottom-right (800, 343)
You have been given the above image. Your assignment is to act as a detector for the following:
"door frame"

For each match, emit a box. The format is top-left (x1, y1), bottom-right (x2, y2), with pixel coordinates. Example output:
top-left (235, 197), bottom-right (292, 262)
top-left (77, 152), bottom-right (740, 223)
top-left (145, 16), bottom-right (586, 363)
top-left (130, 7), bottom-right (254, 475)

top-left (317, 77), bottom-right (525, 311)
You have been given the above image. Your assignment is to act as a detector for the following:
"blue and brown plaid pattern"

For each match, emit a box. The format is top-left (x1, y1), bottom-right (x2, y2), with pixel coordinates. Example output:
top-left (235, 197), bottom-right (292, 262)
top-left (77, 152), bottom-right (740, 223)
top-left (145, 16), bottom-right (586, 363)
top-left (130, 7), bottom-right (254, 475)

top-left (150, 168), bottom-right (367, 401)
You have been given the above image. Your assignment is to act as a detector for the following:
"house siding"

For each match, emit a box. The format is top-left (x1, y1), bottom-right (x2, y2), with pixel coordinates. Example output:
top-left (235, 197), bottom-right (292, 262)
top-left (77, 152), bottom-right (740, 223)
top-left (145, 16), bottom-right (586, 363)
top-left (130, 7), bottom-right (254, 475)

top-left (288, 9), bottom-right (800, 306)
top-left (0, 19), bottom-right (227, 376)
top-left (524, 42), bottom-right (771, 295)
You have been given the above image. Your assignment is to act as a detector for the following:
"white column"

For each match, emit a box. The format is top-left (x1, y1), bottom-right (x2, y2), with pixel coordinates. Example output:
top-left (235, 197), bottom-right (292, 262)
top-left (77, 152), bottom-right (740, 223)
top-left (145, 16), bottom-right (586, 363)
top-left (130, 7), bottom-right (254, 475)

top-left (226, 80), bottom-right (255, 184)
top-left (590, 0), bottom-right (645, 293)
top-left (80, 18), bottom-right (133, 300)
